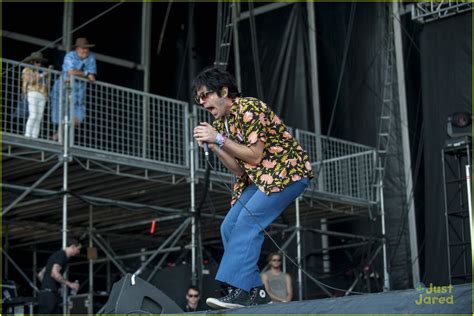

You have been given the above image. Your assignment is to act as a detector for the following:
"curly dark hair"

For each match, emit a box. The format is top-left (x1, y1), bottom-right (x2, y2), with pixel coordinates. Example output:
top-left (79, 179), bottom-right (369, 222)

top-left (192, 66), bottom-right (241, 100)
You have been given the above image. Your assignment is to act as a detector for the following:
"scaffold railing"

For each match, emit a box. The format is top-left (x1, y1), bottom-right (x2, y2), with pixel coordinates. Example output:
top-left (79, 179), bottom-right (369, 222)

top-left (297, 130), bottom-right (375, 202)
top-left (71, 76), bottom-right (189, 168)
top-left (2, 57), bottom-right (376, 203)
top-left (2, 58), bottom-right (63, 143)
top-left (195, 106), bottom-right (377, 202)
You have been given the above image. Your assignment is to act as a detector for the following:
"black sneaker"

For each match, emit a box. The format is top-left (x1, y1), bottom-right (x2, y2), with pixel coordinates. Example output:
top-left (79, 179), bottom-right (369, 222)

top-left (249, 286), bottom-right (272, 306)
top-left (206, 288), bottom-right (250, 309)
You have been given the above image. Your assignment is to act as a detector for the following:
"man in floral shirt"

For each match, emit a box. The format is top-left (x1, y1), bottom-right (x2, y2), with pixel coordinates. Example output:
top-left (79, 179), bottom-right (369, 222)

top-left (193, 66), bottom-right (313, 309)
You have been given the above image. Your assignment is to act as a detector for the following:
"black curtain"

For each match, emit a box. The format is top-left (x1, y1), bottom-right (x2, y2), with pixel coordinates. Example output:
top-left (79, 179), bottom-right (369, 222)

top-left (419, 12), bottom-right (472, 285)
top-left (316, 2), bottom-right (413, 290)
top-left (239, 4), bottom-right (315, 131)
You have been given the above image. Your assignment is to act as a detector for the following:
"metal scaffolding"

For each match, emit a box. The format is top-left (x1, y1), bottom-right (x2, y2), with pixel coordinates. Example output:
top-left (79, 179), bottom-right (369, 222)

top-left (2, 56), bottom-right (385, 310)
top-left (408, 0), bottom-right (473, 24)
top-left (1, 2), bottom-right (394, 313)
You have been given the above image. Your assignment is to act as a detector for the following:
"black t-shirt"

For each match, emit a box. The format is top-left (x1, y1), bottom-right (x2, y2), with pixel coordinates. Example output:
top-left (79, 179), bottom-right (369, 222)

top-left (40, 250), bottom-right (68, 291)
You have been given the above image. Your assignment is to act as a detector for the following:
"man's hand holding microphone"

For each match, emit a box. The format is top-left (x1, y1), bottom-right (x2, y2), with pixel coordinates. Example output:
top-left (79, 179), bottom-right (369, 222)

top-left (193, 122), bottom-right (218, 158)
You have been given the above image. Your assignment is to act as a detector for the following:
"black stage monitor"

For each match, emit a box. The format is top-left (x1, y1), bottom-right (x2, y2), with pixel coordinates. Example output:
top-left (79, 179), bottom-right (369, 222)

top-left (102, 273), bottom-right (184, 314)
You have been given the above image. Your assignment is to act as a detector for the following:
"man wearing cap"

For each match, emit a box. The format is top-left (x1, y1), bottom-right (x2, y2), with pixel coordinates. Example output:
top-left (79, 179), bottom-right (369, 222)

top-left (51, 37), bottom-right (97, 137)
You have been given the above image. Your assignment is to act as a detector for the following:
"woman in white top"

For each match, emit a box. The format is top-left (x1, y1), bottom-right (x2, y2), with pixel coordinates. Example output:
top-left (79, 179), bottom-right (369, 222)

top-left (22, 51), bottom-right (51, 138)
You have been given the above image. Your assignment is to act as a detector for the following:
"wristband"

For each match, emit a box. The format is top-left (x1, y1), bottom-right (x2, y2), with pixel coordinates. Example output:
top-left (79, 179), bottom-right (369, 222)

top-left (215, 133), bottom-right (226, 148)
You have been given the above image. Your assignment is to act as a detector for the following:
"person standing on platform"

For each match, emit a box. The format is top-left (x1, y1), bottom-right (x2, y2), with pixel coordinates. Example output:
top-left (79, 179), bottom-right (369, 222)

top-left (21, 51), bottom-right (51, 138)
top-left (51, 37), bottom-right (97, 140)
top-left (37, 237), bottom-right (82, 314)
top-left (193, 66), bottom-right (313, 309)
top-left (261, 252), bottom-right (293, 303)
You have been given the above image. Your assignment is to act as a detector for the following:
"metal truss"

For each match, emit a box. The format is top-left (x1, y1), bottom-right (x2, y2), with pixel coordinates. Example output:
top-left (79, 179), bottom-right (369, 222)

top-left (409, 1), bottom-right (473, 23)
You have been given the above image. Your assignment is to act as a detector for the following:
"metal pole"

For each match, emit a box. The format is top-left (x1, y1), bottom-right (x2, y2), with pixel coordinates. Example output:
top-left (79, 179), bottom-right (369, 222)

top-left (392, 1), bottom-right (420, 286)
top-left (33, 248), bottom-right (37, 298)
top-left (466, 165), bottom-right (472, 245)
top-left (306, 2), bottom-right (322, 138)
top-left (141, 3), bottom-right (152, 159)
top-left (106, 255), bottom-right (111, 293)
top-left (380, 177), bottom-right (390, 291)
top-left (70, 245), bottom-right (197, 266)
top-left (187, 2), bottom-right (196, 103)
top-left (321, 219), bottom-right (330, 273)
top-left (62, 81), bottom-right (72, 315)
top-left (190, 140), bottom-right (197, 286)
top-left (304, 227), bottom-right (382, 241)
top-left (261, 231), bottom-right (296, 273)
top-left (62, 2), bottom-right (73, 51)
top-left (442, 150), bottom-right (453, 284)
top-left (295, 197), bottom-right (303, 301)
top-left (248, 1), bottom-right (264, 100)
top-left (5, 227), bottom-right (9, 278)
top-left (232, 2), bottom-right (242, 91)
top-left (141, 2), bottom-right (152, 92)
top-left (88, 205), bottom-right (94, 315)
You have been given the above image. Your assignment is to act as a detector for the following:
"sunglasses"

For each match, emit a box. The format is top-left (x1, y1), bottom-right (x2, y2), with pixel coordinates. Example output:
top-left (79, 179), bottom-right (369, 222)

top-left (271, 259), bottom-right (281, 262)
top-left (194, 90), bottom-right (215, 105)
top-left (33, 60), bottom-right (42, 64)
top-left (187, 294), bottom-right (199, 298)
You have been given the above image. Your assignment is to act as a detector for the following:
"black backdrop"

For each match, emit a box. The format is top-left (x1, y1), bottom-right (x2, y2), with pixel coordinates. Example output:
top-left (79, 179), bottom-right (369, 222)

top-left (419, 12), bottom-right (472, 285)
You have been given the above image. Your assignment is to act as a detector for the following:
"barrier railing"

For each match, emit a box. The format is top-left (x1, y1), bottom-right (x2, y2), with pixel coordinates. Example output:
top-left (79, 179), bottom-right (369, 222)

top-left (2, 58), bottom-right (376, 202)
top-left (2, 58), bottom-right (63, 143)
top-left (297, 129), bottom-right (376, 201)
top-left (71, 76), bottom-right (189, 167)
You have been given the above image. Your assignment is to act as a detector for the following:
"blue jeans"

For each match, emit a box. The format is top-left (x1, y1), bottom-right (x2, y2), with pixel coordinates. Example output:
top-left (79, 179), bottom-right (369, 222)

top-left (51, 80), bottom-right (86, 124)
top-left (215, 178), bottom-right (309, 292)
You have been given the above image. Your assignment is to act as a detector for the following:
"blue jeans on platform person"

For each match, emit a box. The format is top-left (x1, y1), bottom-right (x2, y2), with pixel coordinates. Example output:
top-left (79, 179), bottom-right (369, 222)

top-left (216, 178), bottom-right (310, 292)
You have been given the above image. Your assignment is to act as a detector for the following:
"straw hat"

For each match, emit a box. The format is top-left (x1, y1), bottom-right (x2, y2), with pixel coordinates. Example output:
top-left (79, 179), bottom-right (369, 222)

top-left (24, 51), bottom-right (48, 63)
top-left (73, 37), bottom-right (95, 48)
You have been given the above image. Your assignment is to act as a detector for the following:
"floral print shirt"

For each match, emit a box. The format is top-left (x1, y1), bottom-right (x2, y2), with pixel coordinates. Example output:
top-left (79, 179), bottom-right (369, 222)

top-left (213, 97), bottom-right (313, 205)
top-left (22, 67), bottom-right (50, 98)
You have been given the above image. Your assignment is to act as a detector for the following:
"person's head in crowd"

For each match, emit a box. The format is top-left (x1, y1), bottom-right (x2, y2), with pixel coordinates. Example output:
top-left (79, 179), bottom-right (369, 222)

top-left (73, 37), bottom-right (95, 60)
top-left (25, 51), bottom-right (47, 67)
top-left (65, 237), bottom-right (82, 257)
top-left (185, 285), bottom-right (201, 309)
top-left (267, 252), bottom-right (283, 270)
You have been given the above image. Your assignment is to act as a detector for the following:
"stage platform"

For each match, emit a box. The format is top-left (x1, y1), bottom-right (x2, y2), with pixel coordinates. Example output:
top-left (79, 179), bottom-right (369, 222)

top-left (201, 284), bottom-right (471, 314)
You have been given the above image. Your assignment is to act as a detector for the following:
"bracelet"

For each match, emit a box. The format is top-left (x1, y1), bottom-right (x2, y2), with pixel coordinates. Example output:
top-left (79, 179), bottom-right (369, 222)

top-left (215, 133), bottom-right (226, 148)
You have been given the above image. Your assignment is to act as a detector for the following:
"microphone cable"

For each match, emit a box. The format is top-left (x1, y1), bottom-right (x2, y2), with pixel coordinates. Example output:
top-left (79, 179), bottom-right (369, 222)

top-left (202, 157), bottom-right (370, 296)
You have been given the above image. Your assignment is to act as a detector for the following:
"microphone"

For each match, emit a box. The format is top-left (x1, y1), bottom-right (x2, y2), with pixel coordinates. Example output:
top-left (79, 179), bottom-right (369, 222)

top-left (203, 143), bottom-right (209, 160)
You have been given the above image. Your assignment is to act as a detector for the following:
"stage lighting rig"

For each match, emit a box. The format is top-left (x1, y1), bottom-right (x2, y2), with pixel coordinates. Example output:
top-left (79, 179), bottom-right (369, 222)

top-left (445, 112), bottom-right (471, 148)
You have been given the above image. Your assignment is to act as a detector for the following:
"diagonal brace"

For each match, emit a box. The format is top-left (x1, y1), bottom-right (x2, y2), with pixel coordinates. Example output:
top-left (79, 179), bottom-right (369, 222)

top-left (3, 161), bottom-right (63, 216)
top-left (134, 218), bottom-right (191, 277)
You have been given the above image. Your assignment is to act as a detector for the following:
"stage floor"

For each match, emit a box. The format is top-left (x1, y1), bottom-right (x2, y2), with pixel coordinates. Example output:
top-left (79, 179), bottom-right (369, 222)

top-left (201, 283), bottom-right (471, 314)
